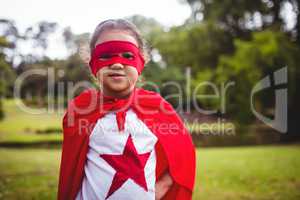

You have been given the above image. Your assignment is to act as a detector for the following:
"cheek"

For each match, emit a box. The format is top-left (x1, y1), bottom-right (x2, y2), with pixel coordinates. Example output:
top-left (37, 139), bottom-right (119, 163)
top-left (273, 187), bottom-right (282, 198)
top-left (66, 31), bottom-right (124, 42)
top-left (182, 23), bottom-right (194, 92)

top-left (96, 67), bottom-right (107, 79)
top-left (126, 67), bottom-right (139, 84)
top-left (95, 66), bottom-right (138, 89)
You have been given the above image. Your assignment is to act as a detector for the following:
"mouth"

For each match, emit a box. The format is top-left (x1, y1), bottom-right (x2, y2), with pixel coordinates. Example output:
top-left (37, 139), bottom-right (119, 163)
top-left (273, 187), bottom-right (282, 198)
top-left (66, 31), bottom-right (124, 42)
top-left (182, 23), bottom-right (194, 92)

top-left (108, 72), bottom-right (126, 77)
top-left (107, 72), bottom-right (126, 80)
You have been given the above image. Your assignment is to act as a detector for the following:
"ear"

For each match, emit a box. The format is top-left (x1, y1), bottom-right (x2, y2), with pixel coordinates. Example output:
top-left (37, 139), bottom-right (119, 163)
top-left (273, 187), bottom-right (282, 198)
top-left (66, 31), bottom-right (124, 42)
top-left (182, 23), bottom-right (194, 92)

top-left (78, 42), bottom-right (91, 67)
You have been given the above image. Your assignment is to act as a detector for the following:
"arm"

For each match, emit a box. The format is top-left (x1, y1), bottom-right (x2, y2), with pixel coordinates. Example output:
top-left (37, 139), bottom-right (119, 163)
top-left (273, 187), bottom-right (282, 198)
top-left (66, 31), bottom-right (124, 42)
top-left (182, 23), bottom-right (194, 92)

top-left (155, 171), bottom-right (173, 200)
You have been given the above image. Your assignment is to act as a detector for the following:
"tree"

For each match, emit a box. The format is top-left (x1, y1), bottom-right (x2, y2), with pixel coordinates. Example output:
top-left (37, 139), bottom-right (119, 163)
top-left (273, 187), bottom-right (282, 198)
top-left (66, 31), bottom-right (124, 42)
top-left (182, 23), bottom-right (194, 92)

top-left (214, 30), bottom-right (299, 124)
top-left (0, 36), bottom-right (15, 119)
top-left (182, 0), bottom-right (300, 43)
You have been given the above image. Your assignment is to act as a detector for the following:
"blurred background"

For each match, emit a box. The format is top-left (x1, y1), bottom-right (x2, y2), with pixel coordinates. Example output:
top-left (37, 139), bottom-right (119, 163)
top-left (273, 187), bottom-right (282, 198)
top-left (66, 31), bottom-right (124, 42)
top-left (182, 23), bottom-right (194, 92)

top-left (0, 0), bottom-right (299, 199)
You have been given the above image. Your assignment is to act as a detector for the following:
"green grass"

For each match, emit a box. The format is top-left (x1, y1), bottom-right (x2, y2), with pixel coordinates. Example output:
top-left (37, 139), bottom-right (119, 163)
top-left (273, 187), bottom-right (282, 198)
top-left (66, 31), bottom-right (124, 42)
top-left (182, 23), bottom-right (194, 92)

top-left (195, 145), bottom-right (300, 200)
top-left (0, 145), bottom-right (299, 200)
top-left (0, 99), bottom-right (235, 145)
top-left (0, 99), bottom-right (63, 143)
top-left (1, 99), bottom-right (299, 199)
top-left (0, 148), bottom-right (60, 199)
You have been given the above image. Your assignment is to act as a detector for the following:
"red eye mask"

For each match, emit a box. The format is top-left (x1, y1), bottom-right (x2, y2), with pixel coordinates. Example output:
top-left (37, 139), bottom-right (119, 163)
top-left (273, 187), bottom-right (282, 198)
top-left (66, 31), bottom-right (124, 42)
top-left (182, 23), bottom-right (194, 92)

top-left (89, 40), bottom-right (145, 76)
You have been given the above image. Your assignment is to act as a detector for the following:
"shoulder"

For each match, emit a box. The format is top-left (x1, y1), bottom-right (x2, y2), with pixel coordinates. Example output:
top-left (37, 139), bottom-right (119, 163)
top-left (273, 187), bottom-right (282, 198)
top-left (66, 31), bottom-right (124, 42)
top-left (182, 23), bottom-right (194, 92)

top-left (63, 88), bottom-right (99, 122)
top-left (135, 87), bottom-right (160, 97)
top-left (135, 87), bottom-right (176, 114)
top-left (135, 89), bottom-right (187, 134)
top-left (66, 88), bottom-right (99, 111)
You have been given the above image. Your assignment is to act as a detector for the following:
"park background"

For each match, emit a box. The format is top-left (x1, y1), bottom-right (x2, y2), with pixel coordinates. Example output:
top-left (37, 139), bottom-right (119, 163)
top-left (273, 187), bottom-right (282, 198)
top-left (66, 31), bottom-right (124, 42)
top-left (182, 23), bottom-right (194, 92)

top-left (0, 0), bottom-right (300, 199)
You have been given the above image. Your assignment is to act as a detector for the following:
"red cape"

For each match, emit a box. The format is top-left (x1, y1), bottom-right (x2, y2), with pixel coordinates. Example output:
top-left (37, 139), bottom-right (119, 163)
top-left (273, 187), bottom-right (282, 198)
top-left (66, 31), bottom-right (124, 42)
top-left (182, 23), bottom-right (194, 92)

top-left (57, 88), bottom-right (196, 200)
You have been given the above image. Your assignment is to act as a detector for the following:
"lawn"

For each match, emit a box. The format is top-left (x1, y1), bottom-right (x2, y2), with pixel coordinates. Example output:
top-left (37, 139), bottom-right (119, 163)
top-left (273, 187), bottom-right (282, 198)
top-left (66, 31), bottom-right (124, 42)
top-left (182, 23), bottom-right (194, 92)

top-left (0, 145), bottom-right (299, 200)
top-left (0, 99), bottom-right (235, 145)
top-left (1, 100), bottom-right (299, 199)
top-left (194, 145), bottom-right (300, 200)
top-left (0, 99), bottom-right (63, 144)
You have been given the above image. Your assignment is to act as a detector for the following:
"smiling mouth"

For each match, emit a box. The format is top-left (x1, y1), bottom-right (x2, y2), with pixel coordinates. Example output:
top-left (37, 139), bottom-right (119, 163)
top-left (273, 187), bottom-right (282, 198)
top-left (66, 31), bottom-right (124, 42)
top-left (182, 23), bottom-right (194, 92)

top-left (107, 71), bottom-right (125, 77)
top-left (107, 72), bottom-right (126, 81)
top-left (108, 73), bottom-right (125, 77)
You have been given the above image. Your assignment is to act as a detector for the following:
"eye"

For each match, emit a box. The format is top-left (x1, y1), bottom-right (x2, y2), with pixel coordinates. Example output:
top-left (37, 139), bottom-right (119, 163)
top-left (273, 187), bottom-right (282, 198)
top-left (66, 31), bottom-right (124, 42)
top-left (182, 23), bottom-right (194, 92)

top-left (121, 52), bottom-right (134, 60)
top-left (99, 53), bottom-right (112, 60)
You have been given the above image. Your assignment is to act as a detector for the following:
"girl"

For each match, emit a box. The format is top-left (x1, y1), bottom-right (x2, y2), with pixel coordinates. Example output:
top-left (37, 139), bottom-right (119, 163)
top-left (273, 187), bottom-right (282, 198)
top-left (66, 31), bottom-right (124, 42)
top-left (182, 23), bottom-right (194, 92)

top-left (58, 19), bottom-right (195, 200)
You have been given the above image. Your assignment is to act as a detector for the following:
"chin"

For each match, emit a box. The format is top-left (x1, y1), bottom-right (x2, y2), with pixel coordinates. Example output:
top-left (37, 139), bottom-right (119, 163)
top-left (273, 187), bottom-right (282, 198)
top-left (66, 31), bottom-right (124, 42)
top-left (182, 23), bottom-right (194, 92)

top-left (102, 80), bottom-right (135, 97)
top-left (108, 84), bottom-right (130, 93)
top-left (108, 81), bottom-right (126, 89)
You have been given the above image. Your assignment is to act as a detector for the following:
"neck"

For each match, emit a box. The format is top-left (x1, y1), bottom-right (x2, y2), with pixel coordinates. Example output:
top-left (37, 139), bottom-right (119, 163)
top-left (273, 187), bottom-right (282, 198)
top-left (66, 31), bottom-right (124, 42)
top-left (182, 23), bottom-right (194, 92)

top-left (101, 87), bottom-right (135, 99)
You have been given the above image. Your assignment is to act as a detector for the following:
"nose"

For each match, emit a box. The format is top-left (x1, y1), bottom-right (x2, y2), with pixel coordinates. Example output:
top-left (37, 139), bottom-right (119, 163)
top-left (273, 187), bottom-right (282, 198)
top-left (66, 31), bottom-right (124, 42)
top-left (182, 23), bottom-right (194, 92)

top-left (109, 63), bottom-right (124, 70)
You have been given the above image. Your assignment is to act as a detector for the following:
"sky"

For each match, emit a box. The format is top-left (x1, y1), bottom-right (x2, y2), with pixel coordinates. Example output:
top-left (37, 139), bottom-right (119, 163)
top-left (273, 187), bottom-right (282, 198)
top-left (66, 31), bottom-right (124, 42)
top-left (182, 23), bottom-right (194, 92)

top-left (1, 0), bottom-right (191, 58)
top-left (1, 0), bottom-right (296, 59)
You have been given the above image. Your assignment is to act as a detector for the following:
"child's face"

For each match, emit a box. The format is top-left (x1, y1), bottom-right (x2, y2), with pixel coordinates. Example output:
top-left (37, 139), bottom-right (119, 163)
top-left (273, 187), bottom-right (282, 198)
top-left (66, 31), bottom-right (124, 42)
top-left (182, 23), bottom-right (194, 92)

top-left (95, 30), bottom-right (139, 98)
